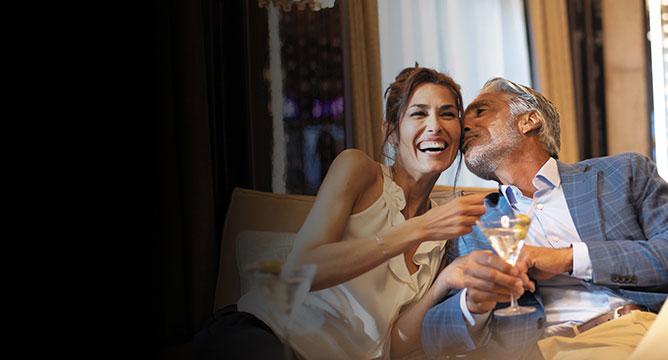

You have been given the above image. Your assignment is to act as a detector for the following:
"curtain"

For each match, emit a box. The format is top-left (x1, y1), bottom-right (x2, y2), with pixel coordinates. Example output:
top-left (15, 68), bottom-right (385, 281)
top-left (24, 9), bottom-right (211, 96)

top-left (566, 0), bottom-right (608, 160)
top-left (600, 0), bottom-right (651, 156)
top-left (149, 0), bottom-right (255, 355)
top-left (527, 0), bottom-right (580, 164)
top-left (343, 0), bottom-right (384, 161)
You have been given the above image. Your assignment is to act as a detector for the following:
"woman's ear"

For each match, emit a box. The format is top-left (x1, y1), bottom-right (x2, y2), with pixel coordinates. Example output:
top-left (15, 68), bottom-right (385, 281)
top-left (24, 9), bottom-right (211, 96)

top-left (518, 111), bottom-right (542, 134)
top-left (383, 120), bottom-right (398, 146)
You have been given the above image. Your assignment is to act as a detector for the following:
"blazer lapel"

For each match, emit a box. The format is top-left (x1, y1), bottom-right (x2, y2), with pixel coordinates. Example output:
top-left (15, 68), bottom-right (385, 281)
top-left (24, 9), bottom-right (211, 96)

top-left (558, 161), bottom-right (606, 243)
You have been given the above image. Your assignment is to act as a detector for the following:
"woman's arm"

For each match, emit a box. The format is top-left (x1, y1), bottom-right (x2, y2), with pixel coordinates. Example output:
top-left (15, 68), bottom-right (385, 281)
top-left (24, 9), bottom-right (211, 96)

top-left (286, 149), bottom-right (427, 290)
top-left (288, 149), bottom-right (487, 291)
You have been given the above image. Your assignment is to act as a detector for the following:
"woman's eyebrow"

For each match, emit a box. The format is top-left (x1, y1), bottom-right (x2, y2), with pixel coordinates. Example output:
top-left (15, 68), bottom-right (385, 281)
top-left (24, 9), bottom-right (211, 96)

top-left (407, 104), bottom-right (429, 110)
top-left (408, 103), bottom-right (456, 110)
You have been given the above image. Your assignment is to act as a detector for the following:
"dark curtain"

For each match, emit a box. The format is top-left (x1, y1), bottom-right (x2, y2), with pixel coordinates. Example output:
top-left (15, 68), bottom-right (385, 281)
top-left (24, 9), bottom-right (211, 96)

top-left (567, 0), bottom-right (608, 159)
top-left (148, 0), bottom-right (256, 357)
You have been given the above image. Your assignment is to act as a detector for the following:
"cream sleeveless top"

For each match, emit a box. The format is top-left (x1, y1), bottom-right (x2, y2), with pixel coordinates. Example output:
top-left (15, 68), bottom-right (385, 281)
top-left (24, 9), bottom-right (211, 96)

top-left (237, 164), bottom-right (447, 359)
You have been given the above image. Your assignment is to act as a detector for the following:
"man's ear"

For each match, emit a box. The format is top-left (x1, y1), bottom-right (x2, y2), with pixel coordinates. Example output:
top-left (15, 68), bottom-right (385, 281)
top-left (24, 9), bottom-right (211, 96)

top-left (518, 111), bottom-right (542, 134)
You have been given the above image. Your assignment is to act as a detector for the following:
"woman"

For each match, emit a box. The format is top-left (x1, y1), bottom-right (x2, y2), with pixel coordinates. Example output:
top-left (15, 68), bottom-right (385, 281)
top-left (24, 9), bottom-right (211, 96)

top-left (193, 66), bottom-right (487, 359)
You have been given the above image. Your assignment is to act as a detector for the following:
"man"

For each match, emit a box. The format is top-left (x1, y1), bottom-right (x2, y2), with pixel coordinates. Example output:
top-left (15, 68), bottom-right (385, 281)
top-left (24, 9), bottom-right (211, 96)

top-left (421, 77), bottom-right (668, 360)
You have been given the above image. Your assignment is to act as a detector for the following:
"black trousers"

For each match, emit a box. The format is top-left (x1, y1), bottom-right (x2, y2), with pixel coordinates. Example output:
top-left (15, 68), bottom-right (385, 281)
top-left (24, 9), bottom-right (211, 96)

top-left (191, 304), bottom-right (297, 360)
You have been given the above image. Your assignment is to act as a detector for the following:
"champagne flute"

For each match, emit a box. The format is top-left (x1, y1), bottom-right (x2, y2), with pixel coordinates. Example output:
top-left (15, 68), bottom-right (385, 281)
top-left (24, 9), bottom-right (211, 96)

top-left (477, 215), bottom-right (536, 316)
top-left (249, 260), bottom-right (317, 359)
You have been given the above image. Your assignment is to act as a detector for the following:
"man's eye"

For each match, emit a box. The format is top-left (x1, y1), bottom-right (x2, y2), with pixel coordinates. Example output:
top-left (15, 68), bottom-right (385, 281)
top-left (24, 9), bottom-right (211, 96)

top-left (476, 108), bottom-right (486, 116)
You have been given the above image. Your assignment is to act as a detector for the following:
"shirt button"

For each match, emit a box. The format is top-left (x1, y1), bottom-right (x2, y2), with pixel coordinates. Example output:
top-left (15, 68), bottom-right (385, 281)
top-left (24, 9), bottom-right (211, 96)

top-left (537, 317), bottom-right (544, 329)
top-left (537, 204), bottom-right (544, 210)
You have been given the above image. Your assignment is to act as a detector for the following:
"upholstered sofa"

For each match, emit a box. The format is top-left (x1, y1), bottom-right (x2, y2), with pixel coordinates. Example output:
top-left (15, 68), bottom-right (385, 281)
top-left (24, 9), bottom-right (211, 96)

top-left (213, 186), bottom-right (495, 310)
top-left (212, 187), bottom-right (668, 359)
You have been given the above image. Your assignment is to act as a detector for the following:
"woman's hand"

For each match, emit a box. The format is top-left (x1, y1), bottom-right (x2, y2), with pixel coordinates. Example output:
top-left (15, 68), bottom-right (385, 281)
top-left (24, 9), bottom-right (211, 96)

top-left (416, 193), bottom-right (488, 241)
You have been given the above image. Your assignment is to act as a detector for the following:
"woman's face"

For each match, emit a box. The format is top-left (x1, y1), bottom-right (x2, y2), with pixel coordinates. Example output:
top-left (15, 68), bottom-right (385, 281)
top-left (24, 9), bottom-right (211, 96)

top-left (392, 83), bottom-right (461, 179)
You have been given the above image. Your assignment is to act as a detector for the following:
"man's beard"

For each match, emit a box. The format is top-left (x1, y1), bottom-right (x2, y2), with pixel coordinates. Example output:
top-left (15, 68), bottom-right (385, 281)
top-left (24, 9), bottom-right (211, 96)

top-left (464, 118), bottom-right (521, 180)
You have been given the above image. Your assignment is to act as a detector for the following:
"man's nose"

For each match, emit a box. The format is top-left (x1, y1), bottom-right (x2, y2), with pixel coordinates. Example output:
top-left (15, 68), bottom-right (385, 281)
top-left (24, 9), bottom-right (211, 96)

top-left (462, 116), bottom-right (473, 133)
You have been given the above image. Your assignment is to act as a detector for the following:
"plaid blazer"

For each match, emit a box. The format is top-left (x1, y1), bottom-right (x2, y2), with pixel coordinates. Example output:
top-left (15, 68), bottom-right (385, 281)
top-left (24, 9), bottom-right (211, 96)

top-left (421, 152), bottom-right (668, 359)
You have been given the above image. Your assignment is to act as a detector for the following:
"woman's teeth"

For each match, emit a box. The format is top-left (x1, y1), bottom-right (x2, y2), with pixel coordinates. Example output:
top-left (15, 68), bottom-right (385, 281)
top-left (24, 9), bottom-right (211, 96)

top-left (418, 141), bottom-right (447, 152)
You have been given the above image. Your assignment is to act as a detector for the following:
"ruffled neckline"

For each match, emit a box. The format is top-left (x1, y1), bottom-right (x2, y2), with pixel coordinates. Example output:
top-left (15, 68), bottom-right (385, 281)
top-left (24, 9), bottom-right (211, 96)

top-left (380, 164), bottom-right (406, 213)
top-left (379, 164), bottom-right (447, 289)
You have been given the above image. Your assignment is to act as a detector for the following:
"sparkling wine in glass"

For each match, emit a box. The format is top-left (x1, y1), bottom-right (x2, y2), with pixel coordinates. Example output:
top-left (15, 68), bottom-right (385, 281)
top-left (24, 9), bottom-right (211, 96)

top-left (477, 215), bottom-right (536, 316)
top-left (249, 260), bottom-right (317, 359)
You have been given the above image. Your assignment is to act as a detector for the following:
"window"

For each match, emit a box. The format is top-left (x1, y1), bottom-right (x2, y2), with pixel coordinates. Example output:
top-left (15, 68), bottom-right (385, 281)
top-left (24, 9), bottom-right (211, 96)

top-left (377, 0), bottom-right (532, 188)
top-left (266, 4), bottom-right (348, 194)
top-left (648, 0), bottom-right (668, 180)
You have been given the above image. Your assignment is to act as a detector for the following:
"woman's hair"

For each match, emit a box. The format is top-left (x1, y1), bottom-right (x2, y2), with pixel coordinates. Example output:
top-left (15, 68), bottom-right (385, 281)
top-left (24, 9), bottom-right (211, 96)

top-left (381, 64), bottom-right (465, 187)
top-left (480, 77), bottom-right (561, 159)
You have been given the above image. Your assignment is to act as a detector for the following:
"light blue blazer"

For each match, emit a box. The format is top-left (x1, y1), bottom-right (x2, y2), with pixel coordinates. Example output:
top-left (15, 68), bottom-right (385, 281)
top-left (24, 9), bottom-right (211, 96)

top-left (421, 152), bottom-right (668, 359)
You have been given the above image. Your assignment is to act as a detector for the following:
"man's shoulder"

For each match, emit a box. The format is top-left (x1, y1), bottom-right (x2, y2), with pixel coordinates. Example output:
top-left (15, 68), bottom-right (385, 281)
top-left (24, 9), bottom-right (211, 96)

top-left (566, 152), bottom-right (653, 174)
top-left (576, 152), bottom-right (649, 167)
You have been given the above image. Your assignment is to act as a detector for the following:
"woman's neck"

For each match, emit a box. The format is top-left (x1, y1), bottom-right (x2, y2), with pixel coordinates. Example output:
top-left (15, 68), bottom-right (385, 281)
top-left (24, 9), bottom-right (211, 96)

top-left (390, 165), bottom-right (438, 219)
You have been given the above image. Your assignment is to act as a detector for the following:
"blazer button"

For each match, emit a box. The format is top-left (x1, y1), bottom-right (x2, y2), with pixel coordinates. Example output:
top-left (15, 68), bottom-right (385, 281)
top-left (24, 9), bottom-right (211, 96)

top-left (537, 317), bottom-right (544, 329)
top-left (611, 274), bottom-right (619, 282)
top-left (631, 276), bottom-right (638, 284)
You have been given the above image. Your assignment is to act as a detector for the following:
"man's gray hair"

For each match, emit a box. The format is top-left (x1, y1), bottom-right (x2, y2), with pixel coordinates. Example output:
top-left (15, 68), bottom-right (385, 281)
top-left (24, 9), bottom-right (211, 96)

top-left (480, 77), bottom-right (561, 159)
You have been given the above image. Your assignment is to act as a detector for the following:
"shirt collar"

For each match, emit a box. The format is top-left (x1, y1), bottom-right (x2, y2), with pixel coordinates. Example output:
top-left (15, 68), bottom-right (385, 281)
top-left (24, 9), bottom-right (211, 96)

top-left (500, 157), bottom-right (560, 204)
top-left (534, 157), bottom-right (560, 189)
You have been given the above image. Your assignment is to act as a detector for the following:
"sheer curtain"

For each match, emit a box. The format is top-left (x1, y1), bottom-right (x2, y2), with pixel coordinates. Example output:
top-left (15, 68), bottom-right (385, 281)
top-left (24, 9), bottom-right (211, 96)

top-left (377, 0), bottom-right (532, 188)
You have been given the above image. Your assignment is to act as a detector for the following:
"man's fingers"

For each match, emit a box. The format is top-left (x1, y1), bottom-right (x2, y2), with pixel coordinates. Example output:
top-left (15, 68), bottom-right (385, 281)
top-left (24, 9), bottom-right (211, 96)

top-left (465, 274), bottom-right (519, 296)
top-left (468, 267), bottom-right (523, 295)
top-left (467, 287), bottom-right (512, 304)
top-left (519, 272), bottom-right (535, 292)
top-left (473, 251), bottom-right (517, 275)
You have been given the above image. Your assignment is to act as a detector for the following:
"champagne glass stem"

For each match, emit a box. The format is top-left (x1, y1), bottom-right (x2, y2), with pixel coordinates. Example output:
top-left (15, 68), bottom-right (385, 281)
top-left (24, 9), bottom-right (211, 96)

top-left (283, 332), bottom-right (292, 360)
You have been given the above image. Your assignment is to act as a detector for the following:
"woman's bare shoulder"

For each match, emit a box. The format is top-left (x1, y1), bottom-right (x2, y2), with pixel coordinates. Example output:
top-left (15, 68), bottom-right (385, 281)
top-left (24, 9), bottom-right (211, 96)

top-left (318, 149), bottom-right (381, 195)
top-left (331, 149), bottom-right (379, 182)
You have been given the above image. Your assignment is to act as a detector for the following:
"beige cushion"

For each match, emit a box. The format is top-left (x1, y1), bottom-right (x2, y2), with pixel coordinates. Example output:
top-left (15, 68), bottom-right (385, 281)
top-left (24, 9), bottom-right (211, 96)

top-left (235, 230), bottom-right (297, 296)
top-left (214, 188), bottom-right (315, 310)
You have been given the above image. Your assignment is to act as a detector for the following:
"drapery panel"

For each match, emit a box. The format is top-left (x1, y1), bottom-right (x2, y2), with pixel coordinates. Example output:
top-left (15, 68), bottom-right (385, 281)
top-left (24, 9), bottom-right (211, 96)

top-left (344, 0), bottom-right (384, 161)
top-left (527, 0), bottom-right (580, 164)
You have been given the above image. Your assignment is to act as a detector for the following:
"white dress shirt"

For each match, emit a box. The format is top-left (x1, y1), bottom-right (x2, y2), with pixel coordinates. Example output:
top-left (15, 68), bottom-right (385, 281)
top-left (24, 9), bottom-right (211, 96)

top-left (460, 158), bottom-right (629, 337)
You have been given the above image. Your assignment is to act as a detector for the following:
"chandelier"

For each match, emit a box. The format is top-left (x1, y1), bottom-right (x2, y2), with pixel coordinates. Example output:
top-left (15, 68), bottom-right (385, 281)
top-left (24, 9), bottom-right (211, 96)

top-left (258, 0), bottom-right (335, 11)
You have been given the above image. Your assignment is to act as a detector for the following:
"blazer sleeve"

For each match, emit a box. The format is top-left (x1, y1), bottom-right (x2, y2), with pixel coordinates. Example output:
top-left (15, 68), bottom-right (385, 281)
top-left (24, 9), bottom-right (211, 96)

top-left (421, 290), bottom-right (479, 358)
top-left (420, 236), bottom-right (491, 358)
top-left (587, 153), bottom-right (668, 288)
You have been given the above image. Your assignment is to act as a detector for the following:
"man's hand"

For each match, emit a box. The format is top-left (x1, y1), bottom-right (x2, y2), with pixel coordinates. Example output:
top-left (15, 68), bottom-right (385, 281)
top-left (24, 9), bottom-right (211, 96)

top-left (515, 245), bottom-right (573, 280)
top-left (442, 250), bottom-right (534, 314)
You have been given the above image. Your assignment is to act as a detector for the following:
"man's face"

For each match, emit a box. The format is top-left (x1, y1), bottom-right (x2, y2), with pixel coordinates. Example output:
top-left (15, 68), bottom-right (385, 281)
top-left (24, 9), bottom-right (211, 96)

top-left (461, 92), bottom-right (521, 180)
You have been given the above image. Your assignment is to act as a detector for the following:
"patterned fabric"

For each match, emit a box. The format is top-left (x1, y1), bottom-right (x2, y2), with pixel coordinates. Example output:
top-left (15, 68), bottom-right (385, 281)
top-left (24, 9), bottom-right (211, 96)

top-left (421, 153), bottom-right (668, 360)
